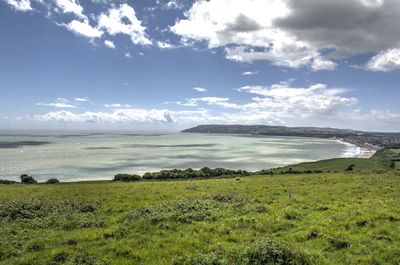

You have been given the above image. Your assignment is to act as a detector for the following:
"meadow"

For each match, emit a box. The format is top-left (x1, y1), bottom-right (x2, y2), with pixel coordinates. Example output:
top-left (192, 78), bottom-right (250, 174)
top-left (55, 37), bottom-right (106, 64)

top-left (1, 161), bottom-right (400, 265)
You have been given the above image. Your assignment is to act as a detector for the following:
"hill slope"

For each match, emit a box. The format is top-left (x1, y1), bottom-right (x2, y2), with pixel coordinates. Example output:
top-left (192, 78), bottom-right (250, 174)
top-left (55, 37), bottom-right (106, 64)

top-left (182, 125), bottom-right (400, 147)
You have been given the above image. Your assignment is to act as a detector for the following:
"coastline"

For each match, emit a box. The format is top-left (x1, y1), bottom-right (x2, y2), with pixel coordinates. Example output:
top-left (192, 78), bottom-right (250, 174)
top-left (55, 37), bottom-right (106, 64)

top-left (333, 138), bottom-right (378, 159)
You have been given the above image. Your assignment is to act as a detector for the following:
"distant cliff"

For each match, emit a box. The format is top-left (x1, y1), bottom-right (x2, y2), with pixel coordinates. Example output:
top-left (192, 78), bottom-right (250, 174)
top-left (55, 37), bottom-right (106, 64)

top-left (182, 125), bottom-right (400, 148)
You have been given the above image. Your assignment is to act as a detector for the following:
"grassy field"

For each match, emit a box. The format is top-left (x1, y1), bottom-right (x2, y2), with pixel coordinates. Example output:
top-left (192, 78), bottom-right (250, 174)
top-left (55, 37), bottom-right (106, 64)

top-left (1, 169), bottom-right (400, 264)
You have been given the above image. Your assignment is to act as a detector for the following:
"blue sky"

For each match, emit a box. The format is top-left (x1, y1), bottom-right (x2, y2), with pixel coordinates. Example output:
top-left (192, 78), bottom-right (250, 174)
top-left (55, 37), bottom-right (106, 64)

top-left (1, 0), bottom-right (400, 131)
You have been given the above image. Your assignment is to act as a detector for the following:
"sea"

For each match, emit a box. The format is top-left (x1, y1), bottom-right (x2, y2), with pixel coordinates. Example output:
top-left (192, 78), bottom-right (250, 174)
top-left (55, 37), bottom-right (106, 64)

top-left (0, 131), bottom-right (370, 182)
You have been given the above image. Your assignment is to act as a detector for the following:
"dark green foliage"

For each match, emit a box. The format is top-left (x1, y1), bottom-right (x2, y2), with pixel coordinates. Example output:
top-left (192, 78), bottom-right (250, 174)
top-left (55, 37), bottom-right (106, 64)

top-left (246, 238), bottom-right (312, 265)
top-left (0, 179), bottom-right (17, 185)
top-left (0, 199), bottom-right (98, 225)
top-left (52, 251), bottom-right (70, 263)
top-left (279, 169), bottom-right (324, 174)
top-left (20, 174), bottom-right (37, 184)
top-left (113, 174), bottom-right (141, 182)
top-left (345, 164), bottom-right (355, 171)
top-left (46, 178), bottom-right (60, 184)
top-left (284, 211), bottom-right (303, 221)
top-left (176, 238), bottom-right (313, 265)
top-left (26, 240), bottom-right (44, 252)
top-left (326, 236), bottom-right (351, 250)
top-left (71, 253), bottom-right (99, 265)
top-left (390, 160), bottom-right (396, 169)
top-left (142, 167), bottom-right (249, 180)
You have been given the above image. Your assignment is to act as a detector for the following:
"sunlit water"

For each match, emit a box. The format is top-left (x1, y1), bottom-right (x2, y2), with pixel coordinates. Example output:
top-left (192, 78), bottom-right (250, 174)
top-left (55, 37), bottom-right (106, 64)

top-left (0, 131), bottom-right (368, 182)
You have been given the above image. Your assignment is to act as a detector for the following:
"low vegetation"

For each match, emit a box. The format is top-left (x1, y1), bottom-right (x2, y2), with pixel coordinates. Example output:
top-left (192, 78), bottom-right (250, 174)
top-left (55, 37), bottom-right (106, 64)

top-left (1, 148), bottom-right (400, 264)
top-left (113, 174), bottom-right (141, 182)
top-left (1, 168), bottom-right (400, 264)
top-left (142, 167), bottom-right (250, 180)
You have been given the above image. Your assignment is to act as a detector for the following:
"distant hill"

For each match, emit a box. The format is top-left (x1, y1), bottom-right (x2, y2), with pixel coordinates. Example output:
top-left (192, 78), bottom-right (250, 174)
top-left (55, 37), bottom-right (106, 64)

top-left (182, 124), bottom-right (400, 147)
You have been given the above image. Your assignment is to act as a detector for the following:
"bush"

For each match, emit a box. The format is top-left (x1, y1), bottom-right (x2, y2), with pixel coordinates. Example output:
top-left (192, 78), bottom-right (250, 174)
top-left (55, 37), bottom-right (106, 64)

top-left (113, 174), bottom-right (141, 182)
top-left (142, 167), bottom-right (249, 180)
top-left (345, 164), bottom-right (355, 172)
top-left (20, 174), bottom-right (37, 184)
top-left (46, 178), bottom-right (59, 184)
top-left (0, 179), bottom-right (17, 185)
top-left (246, 238), bottom-right (312, 265)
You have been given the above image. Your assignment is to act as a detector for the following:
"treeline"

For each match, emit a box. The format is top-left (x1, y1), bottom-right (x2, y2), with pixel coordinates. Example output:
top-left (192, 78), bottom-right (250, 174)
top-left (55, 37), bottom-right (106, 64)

top-left (257, 168), bottom-right (324, 175)
top-left (113, 167), bottom-right (250, 182)
top-left (0, 175), bottom-right (60, 185)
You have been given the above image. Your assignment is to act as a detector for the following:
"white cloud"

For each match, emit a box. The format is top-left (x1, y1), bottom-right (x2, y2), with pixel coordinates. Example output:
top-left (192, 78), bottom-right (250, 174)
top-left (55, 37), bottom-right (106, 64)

top-left (97, 3), bottom-right (151, 45)
top-left (36, 98), bottom-right (77, 108)
top-left (55, 0), bottom-right (86, 19)
top-left (177, 83), bottom-right (357, 121)
top-left (5, 0), bottom-right (32, 11)
top-left (242, 71), bottom-right (258, 76)
top-left (193, 87), bottom-right (207, 92)
top-left (104, 39), bottom-right (115, 49)
top-left (124, 52), bottom-right (131, 58)
top-left (171, 0), bottom-right (400, 71)
top-left (104, 103), bottom-right (132, 108)
top-left (178, 97), bottom-right (239, 109)
top-left (365, 48), bottom-right (400, 71)
top-left (156, 41), bottom-right (175, 49)
top-left (35, 108), bottom-right (173, 123)
top-left (65, 20), bottom-right (103, 38)
top-left (74, 97), bottom-right (88, 102)
top-left (165, 0), bottom-right (184, 10)
top-left (311, 58), bottom-right (337, 71)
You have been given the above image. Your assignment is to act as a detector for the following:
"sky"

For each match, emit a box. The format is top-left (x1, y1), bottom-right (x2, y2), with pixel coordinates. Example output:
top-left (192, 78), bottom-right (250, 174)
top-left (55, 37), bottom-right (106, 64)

top-left (1, 0), bottom-right (400, 132)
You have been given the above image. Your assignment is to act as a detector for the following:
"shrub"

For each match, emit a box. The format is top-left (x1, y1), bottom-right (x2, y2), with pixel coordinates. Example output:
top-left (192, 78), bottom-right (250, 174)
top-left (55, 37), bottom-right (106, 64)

top-left (326, 236), bottom-right (350, 250)
top-left (52, 251), bottom-right (70, 263)
top-left (246, 238), bottom-right (312, 265)
top-left (46, 178), bottom-right (59, 184)
top-left (345, 164), bottom-right (355, 172)
top-left (71, 253), bottom-right (98, 265)
top-left (20, 174), bottom-right (37, 184)
top-left (0, 179), bottom-right (17, 185)
top-left (113, 174), bottom-right (141, 182)
top-left (141, 167), bottom-right (249, 180)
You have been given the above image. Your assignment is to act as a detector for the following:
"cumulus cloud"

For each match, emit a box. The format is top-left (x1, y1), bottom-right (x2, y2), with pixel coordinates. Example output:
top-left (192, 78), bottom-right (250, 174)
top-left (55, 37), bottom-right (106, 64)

top-left (164, 0), bottom-right (184, 10)
top-left (55, 0), bottom-right (86, 19)
top-left (178, 97), bottom-right (239, 109)
top-left (171, 0), bottom-right (400, 71)
top-left (97, 3), bottom-right (151, 45)
top-left (104, 39), bottom-right (115, 49)
top-left (36, 98), bottom-right (77, 108)
top-left (176, 82), bottom-right (357, 121)
top-left (171, 0), bottom-right (331, 69)
top-left (65, 19), bottom-right (103, 38)
top-left (365, 48), bottom-right (400, 71)
top-left (5, 0), bottom-right (32, 11)
top-left (156, 41), bottom-right (176, 49)
top-left (193, 87), bottom-right (207, 92)
top-left (35, 108), bottom-right (173, 123)
top-left (104, 103), bottom-right (132, 108)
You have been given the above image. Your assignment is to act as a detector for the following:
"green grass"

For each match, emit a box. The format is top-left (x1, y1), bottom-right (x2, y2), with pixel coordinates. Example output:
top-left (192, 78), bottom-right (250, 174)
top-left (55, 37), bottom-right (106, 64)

top-left (1, 170), bottom-right (400, 264)
top-left (270, 157), bottom-right (391, 173)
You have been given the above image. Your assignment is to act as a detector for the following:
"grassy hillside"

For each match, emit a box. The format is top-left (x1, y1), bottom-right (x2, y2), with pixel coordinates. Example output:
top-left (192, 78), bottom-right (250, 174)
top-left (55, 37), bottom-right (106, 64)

top-left (1, 170), bottom-right (400, 264)
top-left (269, 148), bottom-right (400, 174)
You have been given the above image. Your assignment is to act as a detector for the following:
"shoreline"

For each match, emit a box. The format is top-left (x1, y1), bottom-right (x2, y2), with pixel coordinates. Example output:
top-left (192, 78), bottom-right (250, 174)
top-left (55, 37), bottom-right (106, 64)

top-left (332, 138), bottom-right (378, 159)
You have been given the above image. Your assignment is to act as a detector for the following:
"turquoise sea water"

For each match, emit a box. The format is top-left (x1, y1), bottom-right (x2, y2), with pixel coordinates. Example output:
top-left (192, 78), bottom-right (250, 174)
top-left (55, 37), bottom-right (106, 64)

top-left (0, 131), bottom-right (367, 182)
